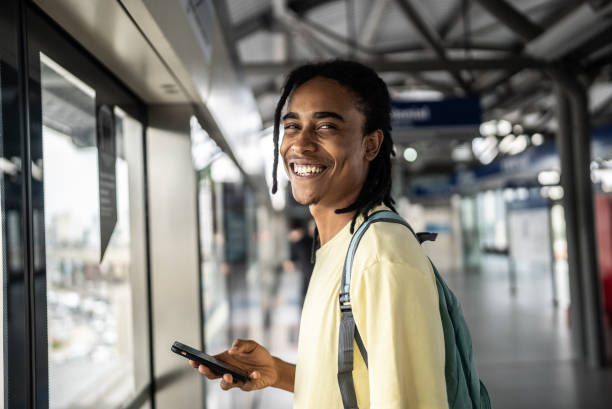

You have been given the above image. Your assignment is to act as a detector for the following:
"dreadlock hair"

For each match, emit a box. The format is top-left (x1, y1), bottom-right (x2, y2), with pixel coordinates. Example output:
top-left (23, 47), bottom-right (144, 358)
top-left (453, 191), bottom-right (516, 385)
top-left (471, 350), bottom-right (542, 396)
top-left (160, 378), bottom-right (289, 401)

top-left (271, 60), bottom-right (397, 253)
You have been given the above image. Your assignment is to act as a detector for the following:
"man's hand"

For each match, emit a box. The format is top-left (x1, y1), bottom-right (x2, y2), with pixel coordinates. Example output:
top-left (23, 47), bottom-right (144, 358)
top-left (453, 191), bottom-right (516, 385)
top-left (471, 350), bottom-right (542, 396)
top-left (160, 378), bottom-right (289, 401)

top-left (188, 339), bottom-right (278, 391)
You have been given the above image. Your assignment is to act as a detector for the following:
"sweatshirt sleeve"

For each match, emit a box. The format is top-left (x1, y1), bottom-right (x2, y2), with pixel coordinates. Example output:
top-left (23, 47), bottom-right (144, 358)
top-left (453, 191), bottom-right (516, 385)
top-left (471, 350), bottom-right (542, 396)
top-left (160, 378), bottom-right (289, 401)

top-left (351, 259), bottom-right (449, 409)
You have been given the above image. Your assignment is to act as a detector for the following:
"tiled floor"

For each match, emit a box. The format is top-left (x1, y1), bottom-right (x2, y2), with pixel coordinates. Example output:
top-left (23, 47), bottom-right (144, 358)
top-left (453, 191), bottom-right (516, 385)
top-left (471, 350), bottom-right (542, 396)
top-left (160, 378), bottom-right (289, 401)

top-left (446, 254), bottom-right (612, 409)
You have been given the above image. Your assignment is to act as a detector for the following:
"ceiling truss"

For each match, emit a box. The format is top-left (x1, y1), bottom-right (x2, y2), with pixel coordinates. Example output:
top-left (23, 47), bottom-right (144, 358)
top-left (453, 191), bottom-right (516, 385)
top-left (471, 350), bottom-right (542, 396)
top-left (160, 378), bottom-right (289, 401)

top-left (221, 0), bottom-right (612, 172)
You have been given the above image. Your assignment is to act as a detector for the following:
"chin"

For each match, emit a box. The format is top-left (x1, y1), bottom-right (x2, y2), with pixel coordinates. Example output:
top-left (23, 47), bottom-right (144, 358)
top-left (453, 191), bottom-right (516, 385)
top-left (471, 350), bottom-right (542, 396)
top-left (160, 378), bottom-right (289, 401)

top-left (294, 196), bottom-right (320, 206)
top-left (292, 191), bottom-right (320, 206)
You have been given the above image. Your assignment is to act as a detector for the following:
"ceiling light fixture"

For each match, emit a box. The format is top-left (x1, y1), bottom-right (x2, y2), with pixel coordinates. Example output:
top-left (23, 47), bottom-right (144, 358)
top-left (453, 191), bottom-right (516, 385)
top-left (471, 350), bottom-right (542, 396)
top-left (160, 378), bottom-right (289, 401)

top-left (531, 133), bottom-right (544, 146)
top-left (403, 147), bottom-right (418, 162)
top-left (496, 120), bottom-right (512, 137)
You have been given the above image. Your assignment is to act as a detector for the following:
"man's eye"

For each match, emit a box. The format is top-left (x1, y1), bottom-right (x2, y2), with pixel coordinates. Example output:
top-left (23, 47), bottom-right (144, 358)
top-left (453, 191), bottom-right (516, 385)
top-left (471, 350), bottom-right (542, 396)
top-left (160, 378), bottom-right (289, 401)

top-left (284, 123), bottom-right (299, 130)
top-left (319, 123), bottom-right (337, 130)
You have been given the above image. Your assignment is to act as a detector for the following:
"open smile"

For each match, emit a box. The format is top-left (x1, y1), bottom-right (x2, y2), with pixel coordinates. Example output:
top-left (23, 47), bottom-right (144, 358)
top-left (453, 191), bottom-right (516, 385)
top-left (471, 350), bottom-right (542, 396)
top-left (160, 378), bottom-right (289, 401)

top-left (289, 161), bottom-right (329, 179)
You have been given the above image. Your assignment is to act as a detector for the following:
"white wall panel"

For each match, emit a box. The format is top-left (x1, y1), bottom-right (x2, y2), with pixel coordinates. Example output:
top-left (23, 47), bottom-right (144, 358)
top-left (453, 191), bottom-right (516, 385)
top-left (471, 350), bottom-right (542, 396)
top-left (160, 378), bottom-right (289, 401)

top-left (147, 105), bottom-right (203, 409)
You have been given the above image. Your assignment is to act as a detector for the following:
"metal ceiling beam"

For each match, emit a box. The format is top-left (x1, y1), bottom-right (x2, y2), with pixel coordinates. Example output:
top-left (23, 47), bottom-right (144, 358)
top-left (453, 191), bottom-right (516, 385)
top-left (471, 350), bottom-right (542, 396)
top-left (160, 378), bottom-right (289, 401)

top-left (445, 1), bottom-right (551, 43)
top-left (445, 40), bottom-right (518, 52)
top-left (394, 0), bottom-right (471, 93)
top-left (456, 1), bottom-right (545, 99)
top-left (408, 73), bottom-right (459, 95)
top-left (359, 0), bottom-right (390, 46)
top-left (483, 71), bottom-right (546, 109)
top-left (538, 1), bottom-right (584, 29)
top-left (529, 108), bottom-right (555, 131)
top-left (473, 68), bottom-right (522, 93)
top-left (241, 56), bottom-right (545, 76)
top-left (386, 73), bottom-right (458, 95)
top-left (268, 11), bottom-right (516, 58)
top-left (439, 0), bottom-right (470, 39)
top-left (377, 41), bottom-right (514, 54)
top-left (290, 15), bottom-right (514, 57)
top-left (296, 15), bottom-right (381, 56)
top-left (592, 89), bottom-right (612, 120)
top-left (272, 14), bottom-right (337, 58)
top-left (287, 0), bottom-right (337, 15)
top-left (587, 51), bottom-right (612, 75)
top-left (214, 0), bottom-right (245, 70)
top-left (252, 79), bottom-right (279, 98)
top-left (231, 0), bottom-right (351, 42)
top-left (580, 25), bottom-right (612, 61)
top-left (473, 0), bottom-right (543, 41)
top-left (451, 0), bottom-right (552, 99)
top-left (293, 16), bottom-right (517, 58)
top-left (232, 7), bottom-right (273, 41)
top-left (526, 2), bottom-right (612, 61)
top-left (486, 86), bottom-right (547, 112)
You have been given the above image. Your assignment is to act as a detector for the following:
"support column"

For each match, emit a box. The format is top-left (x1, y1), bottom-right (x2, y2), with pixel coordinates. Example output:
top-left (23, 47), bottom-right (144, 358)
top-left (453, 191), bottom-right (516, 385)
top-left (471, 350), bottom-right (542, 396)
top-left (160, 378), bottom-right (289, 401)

top-left (568, 79), bottom-right (606, 368)
top-left (552, 69), bottom-right (606, 367)
top-left (554, 85), bottom-right (586, 360)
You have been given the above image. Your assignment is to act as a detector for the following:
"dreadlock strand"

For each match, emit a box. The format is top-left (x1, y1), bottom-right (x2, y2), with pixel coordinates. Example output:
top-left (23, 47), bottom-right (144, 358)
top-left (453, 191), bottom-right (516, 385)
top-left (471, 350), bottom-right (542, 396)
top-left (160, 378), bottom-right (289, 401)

top-left (271, 125), bottom-right (280, 194)
top-left (349, 217), bottom-right (358, 235)
top-left (310, 226), bottom-right (320, 264)
top-left (271, 75), bottom-right (296, 194)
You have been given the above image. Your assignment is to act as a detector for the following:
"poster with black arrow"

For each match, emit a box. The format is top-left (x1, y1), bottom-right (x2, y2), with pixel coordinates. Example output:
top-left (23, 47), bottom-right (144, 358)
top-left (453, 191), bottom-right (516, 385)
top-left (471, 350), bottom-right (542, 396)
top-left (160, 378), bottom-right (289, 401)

top-left (97, 104), bottom-right (117, 262)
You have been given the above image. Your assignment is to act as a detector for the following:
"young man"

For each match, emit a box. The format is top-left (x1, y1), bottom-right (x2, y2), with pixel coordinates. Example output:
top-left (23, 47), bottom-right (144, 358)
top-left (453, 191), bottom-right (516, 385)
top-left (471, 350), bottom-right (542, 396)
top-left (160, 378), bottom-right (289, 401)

top-left (190, 60), bottom-right (448, 408)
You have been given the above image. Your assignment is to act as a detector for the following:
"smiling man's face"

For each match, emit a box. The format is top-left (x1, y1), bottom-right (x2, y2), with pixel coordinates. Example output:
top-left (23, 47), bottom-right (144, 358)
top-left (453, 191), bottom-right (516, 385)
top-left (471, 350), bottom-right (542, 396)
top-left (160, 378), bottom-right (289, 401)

top-left (280, 77), bottom-right (372, 209)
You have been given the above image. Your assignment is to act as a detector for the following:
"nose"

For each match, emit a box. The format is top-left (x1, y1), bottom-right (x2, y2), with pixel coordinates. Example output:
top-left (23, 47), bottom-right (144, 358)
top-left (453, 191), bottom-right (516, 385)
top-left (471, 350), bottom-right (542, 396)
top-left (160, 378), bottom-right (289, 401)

top-left (291, 128), bottom-right (316, 154)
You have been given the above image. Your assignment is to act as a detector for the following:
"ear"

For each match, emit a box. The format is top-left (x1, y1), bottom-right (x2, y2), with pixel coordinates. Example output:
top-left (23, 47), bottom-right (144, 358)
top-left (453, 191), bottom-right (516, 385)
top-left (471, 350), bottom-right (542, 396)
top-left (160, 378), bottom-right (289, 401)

top-left (362, 130), bottom-right (384, 161)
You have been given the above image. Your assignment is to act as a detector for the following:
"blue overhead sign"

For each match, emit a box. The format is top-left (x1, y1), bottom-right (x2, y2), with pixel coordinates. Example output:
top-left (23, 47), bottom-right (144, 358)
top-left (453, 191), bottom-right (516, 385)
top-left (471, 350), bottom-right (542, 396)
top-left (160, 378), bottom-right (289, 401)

top-left (391, 96), bottom-right (482, 129)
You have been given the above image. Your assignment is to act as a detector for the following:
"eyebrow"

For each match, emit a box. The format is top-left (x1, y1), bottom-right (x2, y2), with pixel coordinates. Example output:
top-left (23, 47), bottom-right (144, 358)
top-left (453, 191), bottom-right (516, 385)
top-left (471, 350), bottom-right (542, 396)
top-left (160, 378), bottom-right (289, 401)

top-left (282, 111), bottom-right (345, 121)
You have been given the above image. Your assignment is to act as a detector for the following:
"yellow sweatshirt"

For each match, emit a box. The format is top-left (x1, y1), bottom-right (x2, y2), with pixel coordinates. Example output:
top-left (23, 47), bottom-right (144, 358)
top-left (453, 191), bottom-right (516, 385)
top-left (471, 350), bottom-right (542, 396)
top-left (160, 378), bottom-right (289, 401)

top-left (293, 206), bottom-right (448, 409)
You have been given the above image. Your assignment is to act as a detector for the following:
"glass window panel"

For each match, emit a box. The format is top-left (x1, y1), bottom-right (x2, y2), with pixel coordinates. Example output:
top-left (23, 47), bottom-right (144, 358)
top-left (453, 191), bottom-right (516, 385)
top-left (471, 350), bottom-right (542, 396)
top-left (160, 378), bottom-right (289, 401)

top-left (114, 106), bottom-right (150, 398)
top-left (41, 53), bottom-right (145, 409)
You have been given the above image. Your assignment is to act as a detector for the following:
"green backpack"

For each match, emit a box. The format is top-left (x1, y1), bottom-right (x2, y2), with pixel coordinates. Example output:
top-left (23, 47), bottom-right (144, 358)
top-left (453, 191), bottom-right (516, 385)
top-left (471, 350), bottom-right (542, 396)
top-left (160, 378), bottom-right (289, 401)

top-left (337, 210), bottom-right (492, 409)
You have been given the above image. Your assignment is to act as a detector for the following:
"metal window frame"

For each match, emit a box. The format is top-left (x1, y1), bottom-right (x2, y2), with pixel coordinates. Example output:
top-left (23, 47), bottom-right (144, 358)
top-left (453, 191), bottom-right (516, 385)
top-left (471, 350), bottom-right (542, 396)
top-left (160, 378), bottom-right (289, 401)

top-left (1, 0), bottom-right (30, 407)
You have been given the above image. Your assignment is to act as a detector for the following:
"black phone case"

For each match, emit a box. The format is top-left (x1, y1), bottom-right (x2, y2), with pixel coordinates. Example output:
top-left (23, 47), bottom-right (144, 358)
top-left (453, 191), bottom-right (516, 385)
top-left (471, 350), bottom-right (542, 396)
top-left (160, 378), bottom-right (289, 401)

top-left (171, 341), bottom-right (249, 383)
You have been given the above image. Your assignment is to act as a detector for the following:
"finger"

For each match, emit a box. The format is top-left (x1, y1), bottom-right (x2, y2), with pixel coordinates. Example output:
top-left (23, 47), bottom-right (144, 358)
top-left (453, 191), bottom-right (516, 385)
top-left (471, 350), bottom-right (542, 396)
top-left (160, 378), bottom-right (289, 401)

top-left (229, 339), bottom-right (258, 355)
top-left (188, 360), bottom-right (199, 368)
top-left (220, 374), bottom-right (237, 390)
top-left (239, 372), bottom-right (261, 391)
top-left (240, 381), bottom-right (256, 391)
top-left (198, 364), bottom-right (220, 379)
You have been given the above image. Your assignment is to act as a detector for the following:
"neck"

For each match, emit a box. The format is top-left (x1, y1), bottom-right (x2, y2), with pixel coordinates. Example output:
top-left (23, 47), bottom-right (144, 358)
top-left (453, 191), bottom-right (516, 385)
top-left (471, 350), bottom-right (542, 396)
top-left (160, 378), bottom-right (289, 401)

top-left (309, 203), bottom-right (355, 246)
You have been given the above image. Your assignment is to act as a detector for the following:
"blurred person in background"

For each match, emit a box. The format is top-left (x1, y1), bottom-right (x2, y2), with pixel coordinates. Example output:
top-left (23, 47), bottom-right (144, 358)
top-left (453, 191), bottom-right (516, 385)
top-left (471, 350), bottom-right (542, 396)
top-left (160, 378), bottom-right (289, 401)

top-left (283, 218), bottom-right (314, 306)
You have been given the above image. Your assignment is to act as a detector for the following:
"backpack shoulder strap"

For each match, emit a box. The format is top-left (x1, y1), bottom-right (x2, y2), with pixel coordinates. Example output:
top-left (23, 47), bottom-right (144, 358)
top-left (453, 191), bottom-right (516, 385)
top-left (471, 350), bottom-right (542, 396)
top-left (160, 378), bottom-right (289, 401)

top-left (337, 210), bottom-right (420, 409)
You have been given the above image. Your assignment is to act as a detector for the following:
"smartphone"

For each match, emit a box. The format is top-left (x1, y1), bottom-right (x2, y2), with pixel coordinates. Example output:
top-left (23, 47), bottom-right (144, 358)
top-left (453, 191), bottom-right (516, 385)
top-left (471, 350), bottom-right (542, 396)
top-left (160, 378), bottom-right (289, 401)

top-left (171, 341), bottom-right (249, 383)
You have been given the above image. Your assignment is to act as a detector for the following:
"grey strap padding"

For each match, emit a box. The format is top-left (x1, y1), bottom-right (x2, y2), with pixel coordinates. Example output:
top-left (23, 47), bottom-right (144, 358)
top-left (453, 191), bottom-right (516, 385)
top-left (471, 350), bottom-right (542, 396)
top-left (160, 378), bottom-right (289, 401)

top-left (338, 308), bottom-right (359, 409)
top-left (337, 210), bottom-right (432, 409)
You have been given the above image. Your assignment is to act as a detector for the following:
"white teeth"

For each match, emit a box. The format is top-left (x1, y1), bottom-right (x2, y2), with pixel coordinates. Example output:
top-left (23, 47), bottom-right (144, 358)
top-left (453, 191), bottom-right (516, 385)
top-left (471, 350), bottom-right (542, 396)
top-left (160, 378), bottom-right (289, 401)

top-left (294, 164), bottom-right (324, 176)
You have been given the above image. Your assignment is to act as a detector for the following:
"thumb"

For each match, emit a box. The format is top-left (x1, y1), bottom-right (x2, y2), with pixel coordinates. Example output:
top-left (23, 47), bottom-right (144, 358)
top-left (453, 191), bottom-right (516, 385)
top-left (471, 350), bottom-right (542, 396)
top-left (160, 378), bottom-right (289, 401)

top-left (229, 339), bottom-right (258, 354)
